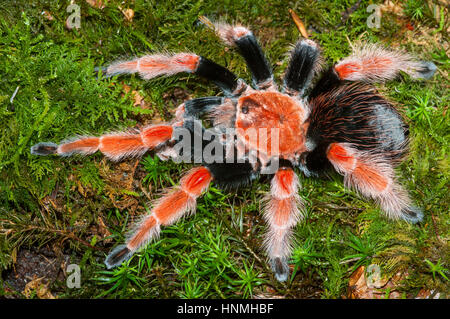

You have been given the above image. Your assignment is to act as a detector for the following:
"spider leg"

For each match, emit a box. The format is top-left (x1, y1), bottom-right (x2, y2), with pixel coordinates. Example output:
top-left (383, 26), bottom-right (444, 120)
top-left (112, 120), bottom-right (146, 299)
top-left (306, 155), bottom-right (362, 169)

top-left (309, 44), bottom-right (436, 98)
top-left (334, 44), bottom-right (436, 83)
top-left (308, 66), bottom-right (342, 99)
top-left (263, 167), bottom-right (303, 282)
top-left (211, 22), bottom-right (273, 89)
top-left (105, 166), bottom-right (213, 268)
top-left (31, 124), bottom-right (176, 161)
top-left (327, 143), bottom-right (423, 223)
top-left (104, 53), bottom-right (245, 96)
top-left (182, 96), bottom-right (224, 118)
top-left (283, 39), bottom-right (321, 97)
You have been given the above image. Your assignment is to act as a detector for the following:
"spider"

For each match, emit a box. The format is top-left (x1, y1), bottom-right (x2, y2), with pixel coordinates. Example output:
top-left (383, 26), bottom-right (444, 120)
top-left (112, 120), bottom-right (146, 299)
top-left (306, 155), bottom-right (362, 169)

top-left (31, 21), bottom-right (436, 282)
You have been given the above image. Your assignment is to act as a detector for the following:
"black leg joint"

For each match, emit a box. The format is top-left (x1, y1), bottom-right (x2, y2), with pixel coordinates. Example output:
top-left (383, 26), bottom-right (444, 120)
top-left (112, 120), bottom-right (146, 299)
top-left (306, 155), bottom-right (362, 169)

top-left (195, 57), bottom-right (239, 95)
top-left (184, 97), bottom-right (224, 118)
top-left (309, 67), bottom-right (341, 99)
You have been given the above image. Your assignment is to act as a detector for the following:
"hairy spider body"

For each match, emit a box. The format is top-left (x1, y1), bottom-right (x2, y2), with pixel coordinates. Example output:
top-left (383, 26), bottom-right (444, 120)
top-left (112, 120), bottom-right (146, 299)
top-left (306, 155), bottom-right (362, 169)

top-left (31, 21), bottom-right (436, 282)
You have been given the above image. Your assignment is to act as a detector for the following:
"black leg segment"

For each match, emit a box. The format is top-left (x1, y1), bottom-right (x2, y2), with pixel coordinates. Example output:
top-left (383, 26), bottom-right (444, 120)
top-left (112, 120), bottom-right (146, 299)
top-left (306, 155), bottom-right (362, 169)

top-left (234, 34), bottom-right (273, 87)
top-left (195, 57), bottom-right (241, 95)
top-left (283, 40), bottom-right (320, 96)
top-left (184, 97), bottom-right (224, 118)
top-left (207, 161), bottom-right (258, 189)
top-left (308, 67), bottom-right (342, 99)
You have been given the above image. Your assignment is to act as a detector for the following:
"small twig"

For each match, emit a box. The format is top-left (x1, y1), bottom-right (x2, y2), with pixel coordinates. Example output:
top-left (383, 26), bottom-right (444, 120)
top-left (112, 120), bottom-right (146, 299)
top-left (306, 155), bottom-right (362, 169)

top-left (20, 224), bottom-right (108, 252)
top-left (339, 257), bottom-right (363, 265)
top-left (429, 210), bottom-right (444, 244)
top-left (10, 86), bottom-right (19, 104)
top-left (315, 203), bottom-right (364, 211)
top-left (345, 34), bottom-right (356, 51)
top-left (339, 0), bottom-right (362, 26)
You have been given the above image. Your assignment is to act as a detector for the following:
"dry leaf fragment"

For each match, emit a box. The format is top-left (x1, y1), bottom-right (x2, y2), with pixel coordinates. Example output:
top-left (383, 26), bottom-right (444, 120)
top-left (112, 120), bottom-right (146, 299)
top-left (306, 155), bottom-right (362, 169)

top-left (97, 216), bottom-right (112, 241)
top-left (132, 90), bottom-right (147, 107)
top-left (119, 7), bottom-right (135, 22)
top-left (416, 289), bottom-right (442, 299)
top-left (42, 11), bottom-right (54, 21)
top-left (122, 84), bottom-right (149, 108)
top-left (348, 265), bottom-right (405, 299)
top-left (23, 276), bottom-right (56, 299)
top-left (289, 9), bottom-right (309, 38)
top-left (380, 0), bottom-right (404, 15)
top-left (86, 0), bottom-right (106, 9)
top-left (77, 180), bottom-right (86, 197)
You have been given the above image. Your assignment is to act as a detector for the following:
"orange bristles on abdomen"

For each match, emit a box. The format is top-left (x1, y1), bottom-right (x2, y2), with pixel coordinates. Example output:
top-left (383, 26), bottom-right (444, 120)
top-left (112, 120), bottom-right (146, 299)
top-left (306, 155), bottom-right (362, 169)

top-left (104, 167), bottom-right (213, 268)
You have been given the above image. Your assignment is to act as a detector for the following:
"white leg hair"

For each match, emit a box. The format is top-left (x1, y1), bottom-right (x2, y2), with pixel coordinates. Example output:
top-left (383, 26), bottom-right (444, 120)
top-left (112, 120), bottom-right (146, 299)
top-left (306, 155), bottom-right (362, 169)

top-left (328, 143), bottom-right (423, 224)
top-left (335, 43), bottom-right (437, 82)
top-left (105, 53), bottom-right (199, 80)
top-left (263, 167), bottom-right (303, 282)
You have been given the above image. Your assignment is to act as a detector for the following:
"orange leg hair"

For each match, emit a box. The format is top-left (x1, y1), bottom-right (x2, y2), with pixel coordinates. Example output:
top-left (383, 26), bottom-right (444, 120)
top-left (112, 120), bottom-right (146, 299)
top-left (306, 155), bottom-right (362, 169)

top-left (334, 44), bottom-right (436, 82)
top-left (105, 53), bottom-right (200, 80)
top-left (263, 167), bottom-right (303, 282)
top-left (31, 124), bottom-right (174, 161)
top-left (105, 166), bottom-right (213, 268)
top-left (327, 143), bottom-right (423, 223)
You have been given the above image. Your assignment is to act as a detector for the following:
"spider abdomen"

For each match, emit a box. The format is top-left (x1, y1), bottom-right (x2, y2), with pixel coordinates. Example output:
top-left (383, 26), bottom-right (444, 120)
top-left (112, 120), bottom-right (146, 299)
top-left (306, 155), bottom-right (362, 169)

top-left (303, 83), bottom-right (408, 174)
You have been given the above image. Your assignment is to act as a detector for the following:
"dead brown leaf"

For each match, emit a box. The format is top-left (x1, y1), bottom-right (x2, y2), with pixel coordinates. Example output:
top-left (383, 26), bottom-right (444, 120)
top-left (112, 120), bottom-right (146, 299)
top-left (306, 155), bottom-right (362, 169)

top-left (76, 180), bottom-right (86, 197)
top-left (122, 83), bottom-right (150, 109)
top-left (119, 7), bottom-right (135, 22)
top-left (99, 160), bottom-right (141, 214)
top-left (348, 265), bottom-right (405, 299)
top-left (415, 288), bottom-right (442, 299)
top-left (23, 276), bottom-right (56, 299)
top-left (97, 216), bottom-right (112, 242)
top-left (380, 0), bottom-right (404, 16)
top-left (42, 10), bottom-right (54, 21)
top-left (86, 0), bottom-right (107, 9)
top-left (289, 9), bottom-right (309, 38)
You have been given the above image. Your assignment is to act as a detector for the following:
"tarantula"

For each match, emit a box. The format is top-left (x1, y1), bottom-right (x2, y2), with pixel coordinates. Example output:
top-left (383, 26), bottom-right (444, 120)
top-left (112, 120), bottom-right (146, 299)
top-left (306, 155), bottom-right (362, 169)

top-left (31, 21), bottom-right (436, 282)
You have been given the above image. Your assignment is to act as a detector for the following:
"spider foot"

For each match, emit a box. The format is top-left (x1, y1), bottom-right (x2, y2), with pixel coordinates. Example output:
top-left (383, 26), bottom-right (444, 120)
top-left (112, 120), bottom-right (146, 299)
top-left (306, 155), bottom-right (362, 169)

top-left (271, 257), bottom-right (289, 282)
top-left (30, 142), bottom-right (58, 156)
top-left (415, 61), bottom-right (437, 80)
top-left (94, 66), bottom-right (108, 79)
top-left (401, 206), bottom-right (424, 224)
top-left (104, 244), bottom-right (133, 269)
